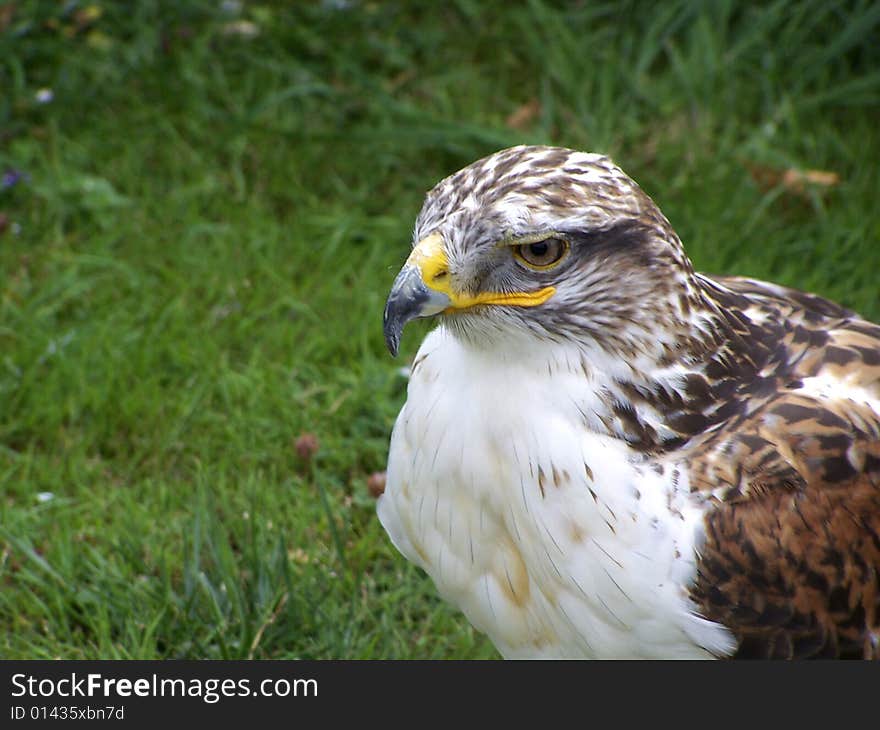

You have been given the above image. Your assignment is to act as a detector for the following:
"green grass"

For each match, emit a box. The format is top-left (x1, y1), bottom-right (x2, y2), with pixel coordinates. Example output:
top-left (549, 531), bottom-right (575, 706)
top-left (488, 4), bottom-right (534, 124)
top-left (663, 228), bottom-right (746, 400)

top-left (1, 0), bottom-right (878, 659)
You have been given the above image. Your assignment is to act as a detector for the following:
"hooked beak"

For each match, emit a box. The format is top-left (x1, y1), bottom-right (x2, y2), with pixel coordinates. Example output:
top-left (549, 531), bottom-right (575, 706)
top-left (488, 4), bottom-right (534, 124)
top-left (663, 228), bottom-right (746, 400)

top-left (383, 233), bottom-right (451, 356)
top-left (382, 232), bottom-right (556, 356)
top-left (383, 264), bottom-right (451, 357)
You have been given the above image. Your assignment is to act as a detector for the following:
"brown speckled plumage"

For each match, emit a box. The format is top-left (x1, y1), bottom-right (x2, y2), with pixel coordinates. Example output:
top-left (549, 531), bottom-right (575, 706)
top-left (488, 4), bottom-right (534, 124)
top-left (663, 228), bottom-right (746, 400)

top-left (680, 278), bottom-right (880, 658)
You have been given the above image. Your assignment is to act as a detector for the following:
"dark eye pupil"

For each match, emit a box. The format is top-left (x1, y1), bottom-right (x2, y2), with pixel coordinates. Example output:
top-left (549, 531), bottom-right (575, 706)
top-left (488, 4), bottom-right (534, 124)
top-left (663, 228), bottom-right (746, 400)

top-left (529, 242), bottom-right (549, 257)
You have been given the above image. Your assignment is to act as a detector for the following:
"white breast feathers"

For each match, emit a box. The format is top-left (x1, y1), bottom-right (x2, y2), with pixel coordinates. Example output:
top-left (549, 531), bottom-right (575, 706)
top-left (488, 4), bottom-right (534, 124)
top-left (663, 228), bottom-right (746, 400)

top-left (377, 326), bottom-right (736, 659)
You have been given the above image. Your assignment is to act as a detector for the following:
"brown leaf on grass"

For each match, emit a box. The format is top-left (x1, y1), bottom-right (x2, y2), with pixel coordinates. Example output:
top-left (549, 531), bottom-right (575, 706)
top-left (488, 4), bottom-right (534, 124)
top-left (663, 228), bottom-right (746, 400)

top-left (0, 4), bottom-right (16, 32)
top-left (367, 471), bottom-right (386, 498)
top-left (745, 162), bottom-right (840, 196)
top-left (505, 99), bottom-right (541, 131)
top-left (294, 432), bottom-right (319, 461)
top-left (781, 168), bottom-right (840, 192)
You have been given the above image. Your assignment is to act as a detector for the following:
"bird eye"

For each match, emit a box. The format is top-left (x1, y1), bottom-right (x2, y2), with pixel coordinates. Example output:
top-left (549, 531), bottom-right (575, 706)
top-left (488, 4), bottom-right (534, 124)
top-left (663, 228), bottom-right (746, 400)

top-left (513, 238), bottom-right (569, 270)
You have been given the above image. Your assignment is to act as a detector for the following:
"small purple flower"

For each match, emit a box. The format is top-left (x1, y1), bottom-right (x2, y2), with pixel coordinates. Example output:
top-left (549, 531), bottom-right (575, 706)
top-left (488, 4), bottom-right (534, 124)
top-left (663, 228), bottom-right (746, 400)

top-left (1, 169), bottom-right (28, 189)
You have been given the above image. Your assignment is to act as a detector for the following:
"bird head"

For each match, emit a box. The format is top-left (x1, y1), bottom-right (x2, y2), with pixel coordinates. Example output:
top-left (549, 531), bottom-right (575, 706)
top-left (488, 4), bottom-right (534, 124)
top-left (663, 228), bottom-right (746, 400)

top-left (383, 145), bottom-right (701, 360)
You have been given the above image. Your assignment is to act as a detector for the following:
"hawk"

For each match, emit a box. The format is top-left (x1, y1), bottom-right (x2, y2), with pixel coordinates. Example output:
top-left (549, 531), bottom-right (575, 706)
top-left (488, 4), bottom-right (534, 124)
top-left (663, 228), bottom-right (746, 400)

top-left (378, 145), bottom-right (880, 659)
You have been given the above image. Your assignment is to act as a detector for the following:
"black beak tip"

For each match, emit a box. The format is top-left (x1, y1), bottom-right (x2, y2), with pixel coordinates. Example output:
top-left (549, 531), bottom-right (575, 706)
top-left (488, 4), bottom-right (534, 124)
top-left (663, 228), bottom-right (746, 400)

top-left (384, 328), bottom-right (400, 357)
top-left (383, 305), bottom-right (401, 357)
top-left (383, 265), bottom-right (433, 359)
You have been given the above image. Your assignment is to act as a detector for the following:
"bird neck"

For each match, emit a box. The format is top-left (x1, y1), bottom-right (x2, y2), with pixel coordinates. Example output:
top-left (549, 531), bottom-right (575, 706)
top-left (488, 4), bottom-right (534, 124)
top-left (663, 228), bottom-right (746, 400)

top-left (589, 282), bottom-right (764, 453)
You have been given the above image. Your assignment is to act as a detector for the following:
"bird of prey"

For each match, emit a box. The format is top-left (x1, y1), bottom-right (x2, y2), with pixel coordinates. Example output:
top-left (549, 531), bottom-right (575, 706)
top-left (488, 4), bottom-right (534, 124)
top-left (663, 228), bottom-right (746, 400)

top-left (378, 145), bottom-right (880, 659)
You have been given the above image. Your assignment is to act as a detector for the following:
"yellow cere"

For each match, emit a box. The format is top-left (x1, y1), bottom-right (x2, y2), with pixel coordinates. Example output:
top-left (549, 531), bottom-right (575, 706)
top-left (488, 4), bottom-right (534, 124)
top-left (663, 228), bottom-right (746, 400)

top-left (406, 232), bottom-right (556, 311)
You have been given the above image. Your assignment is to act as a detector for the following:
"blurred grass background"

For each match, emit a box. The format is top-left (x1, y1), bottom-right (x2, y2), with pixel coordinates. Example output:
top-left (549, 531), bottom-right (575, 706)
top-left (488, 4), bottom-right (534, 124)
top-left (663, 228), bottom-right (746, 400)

top-left (0, 0), bottom-right (878, 659)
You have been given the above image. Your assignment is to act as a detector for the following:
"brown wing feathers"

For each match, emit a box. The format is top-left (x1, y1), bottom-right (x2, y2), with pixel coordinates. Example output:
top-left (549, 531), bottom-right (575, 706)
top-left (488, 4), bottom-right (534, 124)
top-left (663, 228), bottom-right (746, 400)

top-left (689, 395), bottom-right (880, 658)
top-left (687, 279), bottom-right (880, 659)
